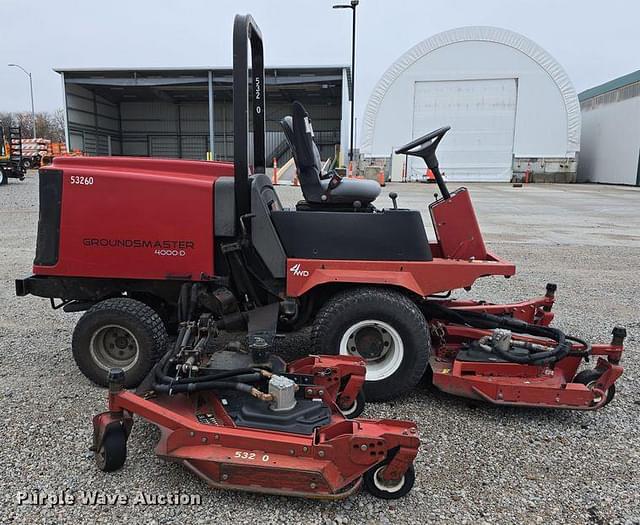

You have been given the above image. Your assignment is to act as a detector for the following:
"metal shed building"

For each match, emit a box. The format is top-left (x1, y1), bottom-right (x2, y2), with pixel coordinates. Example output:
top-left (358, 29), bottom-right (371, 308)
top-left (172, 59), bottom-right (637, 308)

top-left (361, 27), bottom-right (581, 182)
top-left (57, 66), bottom-right (350, 165)
top-left (578, 70), bottom-right (640, 186)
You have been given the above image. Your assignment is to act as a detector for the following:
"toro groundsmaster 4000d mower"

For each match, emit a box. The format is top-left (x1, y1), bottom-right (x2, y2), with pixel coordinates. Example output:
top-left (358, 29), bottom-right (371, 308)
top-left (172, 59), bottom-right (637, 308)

top-left (16, 14), bottom-right (625, 412)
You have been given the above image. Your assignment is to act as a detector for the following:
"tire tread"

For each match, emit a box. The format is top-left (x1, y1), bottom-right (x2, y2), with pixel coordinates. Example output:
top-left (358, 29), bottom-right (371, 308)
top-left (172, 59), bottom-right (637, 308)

top-left (310, 287), bottom-right (429, 401)
top-left (72, 297), bottom-right (167, 387)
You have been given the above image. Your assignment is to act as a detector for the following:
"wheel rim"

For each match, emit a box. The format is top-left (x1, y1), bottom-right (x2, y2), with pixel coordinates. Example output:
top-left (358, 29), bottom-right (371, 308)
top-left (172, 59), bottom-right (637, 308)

top-left (586, 380), bottom-right (605, 405)
top-left (90, 324), bottom-right (140, 371)
top-left (339, 397), bottom-right (360, 417)
top-left (372, 466), bottom-right (405, 493)
top-left (339, 320), bottom-right (404, 381)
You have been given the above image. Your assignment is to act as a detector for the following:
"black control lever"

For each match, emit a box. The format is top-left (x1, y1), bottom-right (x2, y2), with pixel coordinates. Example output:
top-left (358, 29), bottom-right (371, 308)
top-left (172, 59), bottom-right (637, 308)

top-left (396, 126), bottom-right (451, 199)
top-left (389, 192), bottom-right (398, 209)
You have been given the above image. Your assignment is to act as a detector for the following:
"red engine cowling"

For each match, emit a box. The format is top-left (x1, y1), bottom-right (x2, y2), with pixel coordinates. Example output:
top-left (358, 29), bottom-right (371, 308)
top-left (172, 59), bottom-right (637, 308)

top-left (33, 156), bottom-right (233, 282)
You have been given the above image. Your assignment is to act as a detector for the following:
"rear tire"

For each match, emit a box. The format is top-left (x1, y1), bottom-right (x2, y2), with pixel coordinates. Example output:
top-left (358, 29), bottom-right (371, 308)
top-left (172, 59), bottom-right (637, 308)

top-left (311, 288), bottom-right (429, 401)
top-left (574, 369), bottom-right (616, 407)
top-left (72, 298), bottom-right (168, 387)
top-left (337, 390), bottom-right (366, 419)
top-left (363, 460), bottom-right (415, 500)
top-left (0, 170), bottom-right (7, 185)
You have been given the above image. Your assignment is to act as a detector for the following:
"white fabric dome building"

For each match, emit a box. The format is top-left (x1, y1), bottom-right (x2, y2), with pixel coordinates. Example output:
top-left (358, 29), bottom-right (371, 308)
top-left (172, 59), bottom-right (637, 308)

top-left (361, 27), bottom-right (580, 182)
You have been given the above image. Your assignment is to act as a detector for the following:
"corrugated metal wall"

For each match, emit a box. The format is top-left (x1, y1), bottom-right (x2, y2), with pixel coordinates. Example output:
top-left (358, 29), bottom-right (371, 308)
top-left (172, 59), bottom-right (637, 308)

top-left (66, 84), bottom-right (120, 155)
top-left (65, 74), bottom-right (343, 162)
top-left (579, 82), bottom-right (640, 185)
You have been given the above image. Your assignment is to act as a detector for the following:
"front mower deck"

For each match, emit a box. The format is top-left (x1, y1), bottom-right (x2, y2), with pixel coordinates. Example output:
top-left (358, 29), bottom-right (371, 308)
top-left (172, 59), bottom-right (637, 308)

top-left (93, 355), bottom-right (420, 500)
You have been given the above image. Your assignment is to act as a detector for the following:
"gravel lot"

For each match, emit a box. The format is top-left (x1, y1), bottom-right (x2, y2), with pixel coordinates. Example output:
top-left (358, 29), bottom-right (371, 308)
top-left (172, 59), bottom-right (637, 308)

top-left (1, 174), bottom-right (638, 524)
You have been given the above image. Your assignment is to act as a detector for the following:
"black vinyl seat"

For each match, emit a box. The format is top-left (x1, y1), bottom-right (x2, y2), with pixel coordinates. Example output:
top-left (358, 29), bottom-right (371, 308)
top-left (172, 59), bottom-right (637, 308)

top-left (280, 102), bottom-right (381, 206)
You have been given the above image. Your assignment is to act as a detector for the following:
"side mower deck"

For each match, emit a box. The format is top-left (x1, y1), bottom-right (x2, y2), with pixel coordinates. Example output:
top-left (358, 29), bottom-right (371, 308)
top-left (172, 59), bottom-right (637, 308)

top-left (429, 287), bottom-right (626, 409)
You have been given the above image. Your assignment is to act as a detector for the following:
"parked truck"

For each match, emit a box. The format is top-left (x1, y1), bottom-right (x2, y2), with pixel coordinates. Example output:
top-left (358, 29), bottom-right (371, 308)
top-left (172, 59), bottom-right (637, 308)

top-left (0, 126), bottom-right (26, 185)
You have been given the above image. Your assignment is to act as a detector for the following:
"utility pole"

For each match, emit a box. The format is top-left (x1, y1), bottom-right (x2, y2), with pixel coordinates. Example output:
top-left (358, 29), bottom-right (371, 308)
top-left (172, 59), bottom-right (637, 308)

top-left (333, 0), bottom-right (359, 163)
top-left (8, 63), bottom-right (36, 138)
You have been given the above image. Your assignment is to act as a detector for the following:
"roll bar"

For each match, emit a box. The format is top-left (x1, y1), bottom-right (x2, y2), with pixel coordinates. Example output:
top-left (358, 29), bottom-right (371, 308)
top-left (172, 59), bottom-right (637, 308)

top-left (233, 14), bottom-right (266, 230)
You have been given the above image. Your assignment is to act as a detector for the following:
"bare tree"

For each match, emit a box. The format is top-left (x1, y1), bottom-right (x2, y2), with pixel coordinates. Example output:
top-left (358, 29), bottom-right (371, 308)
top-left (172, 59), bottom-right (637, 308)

top-left (51, 109), bottom-right (66, 142)
top-left (0, 110), bottom-right (66, 142)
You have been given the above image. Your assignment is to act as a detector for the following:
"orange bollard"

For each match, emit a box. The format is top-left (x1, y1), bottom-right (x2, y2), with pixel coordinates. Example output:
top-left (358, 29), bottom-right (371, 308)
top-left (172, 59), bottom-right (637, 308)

top-left (272, 157), bottom-right (278, 185)
top-left (426, 169), bottom-right (436, 183)
top-left (377, 171), bottom-right (385, 187)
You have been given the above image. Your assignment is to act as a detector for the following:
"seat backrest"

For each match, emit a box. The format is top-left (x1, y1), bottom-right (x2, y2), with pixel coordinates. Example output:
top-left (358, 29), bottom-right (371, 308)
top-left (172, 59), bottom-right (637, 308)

top-left (280, 102), bottom-right (324, 202)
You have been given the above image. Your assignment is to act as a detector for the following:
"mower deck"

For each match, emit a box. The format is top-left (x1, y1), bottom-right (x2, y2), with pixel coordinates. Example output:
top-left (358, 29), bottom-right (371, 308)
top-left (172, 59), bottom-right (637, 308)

top-left (428, 288), bottom-right (626, 409)
top-left (93, 355), bottom-right (420, 500)
top-left (431, 354), bottom-right (622, 409)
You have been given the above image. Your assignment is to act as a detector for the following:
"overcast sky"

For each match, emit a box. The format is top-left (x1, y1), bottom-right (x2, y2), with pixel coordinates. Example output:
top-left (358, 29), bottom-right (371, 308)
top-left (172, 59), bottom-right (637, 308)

top-left (2, 0), bottom-right (638, 122)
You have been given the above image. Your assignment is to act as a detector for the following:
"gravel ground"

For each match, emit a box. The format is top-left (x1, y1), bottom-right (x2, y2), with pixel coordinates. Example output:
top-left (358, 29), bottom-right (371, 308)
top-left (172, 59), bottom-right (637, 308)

top-left (0, 174), bottom-right (638, 524)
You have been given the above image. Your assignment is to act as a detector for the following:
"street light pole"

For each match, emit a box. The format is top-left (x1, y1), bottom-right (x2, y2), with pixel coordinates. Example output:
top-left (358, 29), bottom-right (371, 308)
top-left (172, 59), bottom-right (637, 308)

top-left (8, 63), bottom-right (36, 139)
top-left (333, 0), bottom-right (359, 164)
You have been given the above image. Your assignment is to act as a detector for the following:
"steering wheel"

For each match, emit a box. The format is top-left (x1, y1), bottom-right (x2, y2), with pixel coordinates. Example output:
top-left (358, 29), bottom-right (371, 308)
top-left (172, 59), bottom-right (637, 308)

top-left (396, 126), bottom-right (452, 199)
top-left (396, 126), bottom-right (451, 157)
top-left (395, 126), bottom-right (451, 158)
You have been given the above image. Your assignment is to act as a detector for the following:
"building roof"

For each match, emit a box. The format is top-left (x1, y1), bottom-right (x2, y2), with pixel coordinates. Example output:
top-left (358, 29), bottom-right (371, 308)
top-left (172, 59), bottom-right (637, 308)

top-left (54, 65), bottom-right (348, 75)
top-left (579, 70), bottom-right (640, 102)
top-left (58, 65), bottom-right (350, 104)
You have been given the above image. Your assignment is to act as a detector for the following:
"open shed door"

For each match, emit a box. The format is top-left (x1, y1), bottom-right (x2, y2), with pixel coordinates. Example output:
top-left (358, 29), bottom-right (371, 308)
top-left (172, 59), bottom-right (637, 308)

top-left (411, 79), bottom-right (517, 182)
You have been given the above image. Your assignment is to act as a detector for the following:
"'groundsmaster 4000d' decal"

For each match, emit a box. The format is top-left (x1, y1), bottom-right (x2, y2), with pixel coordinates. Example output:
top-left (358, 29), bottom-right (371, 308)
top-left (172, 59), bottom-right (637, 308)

top-left (83, 239), bottom-right (195, 257)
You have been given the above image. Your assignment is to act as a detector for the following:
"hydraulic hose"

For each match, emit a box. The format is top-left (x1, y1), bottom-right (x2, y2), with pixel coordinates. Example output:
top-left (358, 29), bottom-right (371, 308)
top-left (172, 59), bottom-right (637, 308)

top-left (154, 380), bottom-right (256, 395)
top-left (154, 364), bottom-right (260, 386)
top-left (424, 302), bottom-right (577, 365)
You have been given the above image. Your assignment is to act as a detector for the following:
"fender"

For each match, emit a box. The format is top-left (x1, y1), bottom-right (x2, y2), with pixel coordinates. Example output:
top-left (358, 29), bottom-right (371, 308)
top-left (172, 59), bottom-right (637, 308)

top-left (285, 255), bottom-right (516, 298)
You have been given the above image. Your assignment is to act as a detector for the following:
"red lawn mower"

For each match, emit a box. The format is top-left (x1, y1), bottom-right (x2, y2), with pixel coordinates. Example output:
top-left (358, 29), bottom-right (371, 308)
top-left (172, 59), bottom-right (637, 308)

top-left (17, 12), bottom-right (625, 424)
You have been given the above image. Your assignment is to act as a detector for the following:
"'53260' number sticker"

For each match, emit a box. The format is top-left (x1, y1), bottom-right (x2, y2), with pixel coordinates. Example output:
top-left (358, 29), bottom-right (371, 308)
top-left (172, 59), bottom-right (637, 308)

top-left (70, 176), bottom-right (94, 185)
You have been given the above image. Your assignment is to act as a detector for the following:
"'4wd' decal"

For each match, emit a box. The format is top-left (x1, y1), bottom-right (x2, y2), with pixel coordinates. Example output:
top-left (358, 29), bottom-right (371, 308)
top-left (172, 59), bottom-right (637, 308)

top-left (289, 263), bottom-right (309, 277)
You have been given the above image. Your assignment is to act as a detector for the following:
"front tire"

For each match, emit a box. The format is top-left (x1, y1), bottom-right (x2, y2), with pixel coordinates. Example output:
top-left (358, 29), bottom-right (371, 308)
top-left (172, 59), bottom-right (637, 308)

top-left (0, 170), bottom-right (7, 185)
top-left (72, 298), bottom-right (168, 387)
top-left (311, 288), bottom-right (430, 401)
top-left (96, 426), bottom-right (127, 472)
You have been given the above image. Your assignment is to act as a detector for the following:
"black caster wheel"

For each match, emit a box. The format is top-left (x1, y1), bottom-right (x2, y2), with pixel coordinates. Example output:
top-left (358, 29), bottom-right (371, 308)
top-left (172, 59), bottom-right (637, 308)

top-left (338, 390), bottom-right (366, 419)
top-left (363, 459), bottom-right (415, 499)
top-left (574, 369), bottom-right (615, 407)
top-left (95, 426), bottom-right (127, 472)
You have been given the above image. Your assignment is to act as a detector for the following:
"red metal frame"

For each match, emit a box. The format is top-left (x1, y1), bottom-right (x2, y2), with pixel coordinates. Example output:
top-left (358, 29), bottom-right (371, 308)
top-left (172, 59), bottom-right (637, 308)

top-left (286, 188), bottom-right (516, 298)
top-left (93, 356), bottom-right (420, 499)
top-left (427, 294), bottom-right (625, 410)
top-left (286, 254), bottom-right (515, 298)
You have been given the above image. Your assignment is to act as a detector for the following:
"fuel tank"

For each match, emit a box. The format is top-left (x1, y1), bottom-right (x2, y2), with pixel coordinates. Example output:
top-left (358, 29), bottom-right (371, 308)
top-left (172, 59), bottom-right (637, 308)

top-left (33, 156), bottom-right (233, 281)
